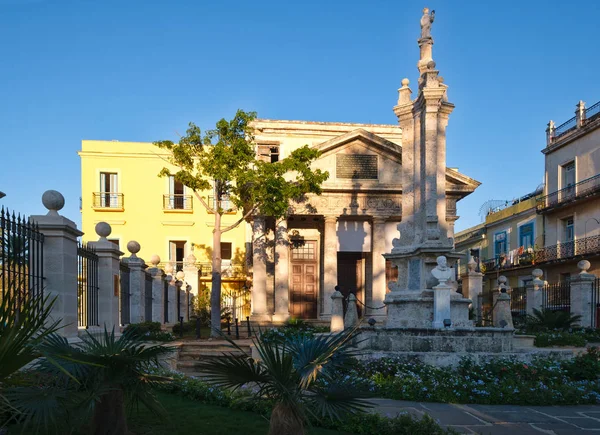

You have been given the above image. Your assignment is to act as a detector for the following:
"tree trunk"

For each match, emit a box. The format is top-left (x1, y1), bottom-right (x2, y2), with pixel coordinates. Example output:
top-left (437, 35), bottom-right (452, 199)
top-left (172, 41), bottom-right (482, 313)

top-left (268, 403), bottom-right (305, 435)
top-left (91, 389), bottom-right (128, 435)
top-left (210, 212), bottom-right (223, 338)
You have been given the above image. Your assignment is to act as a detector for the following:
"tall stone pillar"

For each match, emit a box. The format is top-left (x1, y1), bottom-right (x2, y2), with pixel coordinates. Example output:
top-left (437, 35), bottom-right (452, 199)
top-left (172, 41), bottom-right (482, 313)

top-left (175, 271), bottom-right (185, 322)
top-left (164, 262), bottom-right (178, 324)
top-left (526, 269), bottom-right (544, 315)
top-left (322, 215), bottom-right (338, 318)
top-left (273, 219), bottom-right (290, 322)
top-left (89, 222), bottom-right (123, 332)
top-left (251, 217), bottom-right (270, 321)
top-left (570, 260), bottom-right (596, 328)
top-left (461, 257), bottom-right (483, 322)
top-left (183, 253), bottom-right (199, 316)
top-left (371, 217), bottom-right (387, 319)
top-left (127, 241), bottom-right (146, 324)
top-left (148, 255), bottom-right (165, 324)
top-left (32, 190), bottom-right (83, 339)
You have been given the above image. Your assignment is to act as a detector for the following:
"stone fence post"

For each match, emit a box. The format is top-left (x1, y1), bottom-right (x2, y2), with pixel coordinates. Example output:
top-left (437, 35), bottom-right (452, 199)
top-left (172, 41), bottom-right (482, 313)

top-left (127, 241), bottom-right (146, 324)
top-left (330, 289), bottom-right (344, 332)
top-left (344, 294), bottom-right (359, 329)
top-left (493, 287), bottom-right (514, 329)
top-left (31, 191), bottom-right (83, 339)
top-left (89, 222), bottom-right (122, 333)
top-left (461, 257), bottom-right (483, 322)
top-left (183, 254), bottom-right (199, 316)
top-left (148, 255), bottom-right (165, 324)
top-left (164, 263), bottom-right (178, 324)
top-left (570, 260), bottom-right (596, 328)
top-left (176, 271), bottom-right (186, 322)
top-left (526, 269), bottom-right (544, 315)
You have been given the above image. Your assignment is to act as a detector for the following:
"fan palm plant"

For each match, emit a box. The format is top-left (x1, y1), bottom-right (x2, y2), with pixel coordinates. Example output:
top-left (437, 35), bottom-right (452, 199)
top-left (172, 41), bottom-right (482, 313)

top-left (0, 290), bottom-right (60, 424)
top-left (8, 328), bottom-right (174, 435)
top-left (197, 328), bottom-right (370, 435)
top-left (526, 308), bottom-right (582, 332)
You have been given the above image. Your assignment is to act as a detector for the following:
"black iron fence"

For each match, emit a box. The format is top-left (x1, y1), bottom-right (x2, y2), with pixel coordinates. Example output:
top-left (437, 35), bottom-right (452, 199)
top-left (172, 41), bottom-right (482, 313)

top-left (163, 194), bottom-right (192, 211)
top-left (510, 286), bottom-right (527, 317)
top-left (542, 281), bottom-right (571, 312)
top-left (592, 277), bottom-right (600, 329)
top-left (536, 173), bottom-right (600, 212)
top-left (0, 208), bottom-right (45, 313)
top-left (144, 270), bottom-right (153, 321)
top-left (119, 260), bottom-right (131, 325)
top-left (77, 242), bottom-right (99, 328)
top-left (163, 278), bottom-right (169, 323)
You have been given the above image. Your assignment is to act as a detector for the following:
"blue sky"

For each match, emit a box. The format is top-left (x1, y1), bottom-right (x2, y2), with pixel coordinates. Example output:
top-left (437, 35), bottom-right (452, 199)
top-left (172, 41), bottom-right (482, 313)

top-left (0, 0), bottom-right (599, 232)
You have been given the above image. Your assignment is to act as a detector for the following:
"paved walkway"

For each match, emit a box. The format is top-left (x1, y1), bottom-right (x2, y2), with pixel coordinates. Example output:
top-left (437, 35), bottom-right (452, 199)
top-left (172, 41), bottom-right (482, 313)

top-left (371, 398), bottom-right (600, 434)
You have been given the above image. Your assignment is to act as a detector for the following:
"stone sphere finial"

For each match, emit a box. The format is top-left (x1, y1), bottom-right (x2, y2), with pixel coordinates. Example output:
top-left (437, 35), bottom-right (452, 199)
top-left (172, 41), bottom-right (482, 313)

top-left (498, 275), bottom-right (507, 285)
top-left (578, 260), bottom-right (591, 274)
top-left (176, 271), bottom-right (185, 280)
top-left (95, 222), bottom-right (112, 240)
top-left (42, 190), bottom-right (65, 216)
top-left (164, 262), bottom-right (174, 274)
top-left (150, 254), bottom-right (160, 267)
top-left (127, 240), bottom-right (141, 257)
top-left (401, 78), bottom-right (410, 87)
top-left (427, 60), bottom-right (436, 70)
top-left (186, 253), bottom-right (197, 264)
top-left (532, 269), bottom-right (543, 279)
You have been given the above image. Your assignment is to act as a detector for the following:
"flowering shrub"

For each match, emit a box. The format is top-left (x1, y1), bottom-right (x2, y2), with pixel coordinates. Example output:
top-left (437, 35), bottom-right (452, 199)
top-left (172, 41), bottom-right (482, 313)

top-left (350, 350), bottom-right (600, 405)
top-left (534, 331), bottom-right (587, 347)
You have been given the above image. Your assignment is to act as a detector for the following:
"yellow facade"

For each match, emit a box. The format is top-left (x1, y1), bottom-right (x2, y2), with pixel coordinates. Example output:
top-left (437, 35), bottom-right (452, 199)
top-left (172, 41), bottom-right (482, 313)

top-left (78, 140), bottom-right (248, 270)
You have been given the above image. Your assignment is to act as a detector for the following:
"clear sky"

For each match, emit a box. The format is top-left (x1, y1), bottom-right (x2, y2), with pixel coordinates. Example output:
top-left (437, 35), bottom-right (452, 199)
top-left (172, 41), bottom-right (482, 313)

top-left (1, 0), bottom-right (599, 233)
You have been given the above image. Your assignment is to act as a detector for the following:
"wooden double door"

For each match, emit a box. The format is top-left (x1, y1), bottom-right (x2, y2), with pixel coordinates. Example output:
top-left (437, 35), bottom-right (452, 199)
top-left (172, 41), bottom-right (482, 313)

top-left (290, 241), bottom-right (318, 319)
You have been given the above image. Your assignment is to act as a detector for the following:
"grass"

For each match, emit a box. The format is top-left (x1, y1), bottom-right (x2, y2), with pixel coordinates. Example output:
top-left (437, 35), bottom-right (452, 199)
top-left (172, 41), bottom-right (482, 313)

top-left (127, 392), bottom-right (345, 435)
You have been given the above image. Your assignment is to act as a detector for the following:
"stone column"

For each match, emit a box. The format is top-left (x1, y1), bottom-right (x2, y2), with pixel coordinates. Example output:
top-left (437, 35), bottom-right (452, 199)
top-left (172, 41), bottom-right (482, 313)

top-left (148, 255), bottom-right (165, 324)
top-left (127, 241), bottom-right (146, 324)
top-left (526, 269), bottom-right (544, 316)
top-left (31, 190), bottom-right (83, 339)
top-left (273, 219), bottom-right (290, 322)
top-left (330, 290), bottom-right (344, 332)
top-left (570, 260), bottom-right (596, 328)
top-left (175, 271), bottom-right (185, 322)
top-left (164, 263), bottom-right (178, 324)
top-left (89, 222), bottom-right (123, 332)
top-left (462, 257), bottom-right (483, 322)
top-left (493, 289), bottom-right (514, 329)
top-left (371, 217), bottom-right (387, 320)
top-left (251, 217), bottom-right (270, 321)
top-left (576, 100), bottom-right (586, 127)
top-left (183, 254), bottom-right (199, 316)
top-left (322, 215), bottom-right (338, 318)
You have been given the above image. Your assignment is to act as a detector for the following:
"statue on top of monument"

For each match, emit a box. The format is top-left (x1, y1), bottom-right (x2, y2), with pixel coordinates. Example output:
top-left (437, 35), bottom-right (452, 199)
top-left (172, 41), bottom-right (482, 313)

top-left (420, 7), bottom-right (435, 39)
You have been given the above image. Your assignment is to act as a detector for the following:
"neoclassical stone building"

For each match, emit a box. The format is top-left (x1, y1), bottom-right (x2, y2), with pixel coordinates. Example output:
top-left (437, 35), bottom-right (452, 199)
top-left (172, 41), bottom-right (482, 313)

top-left (249, 118), bottom-right (480, 322)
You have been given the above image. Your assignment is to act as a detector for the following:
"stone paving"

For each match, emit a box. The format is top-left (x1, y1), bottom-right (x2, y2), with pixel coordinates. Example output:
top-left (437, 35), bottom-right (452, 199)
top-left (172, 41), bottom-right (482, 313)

top-left (371, 398), bottom-right (600, 434)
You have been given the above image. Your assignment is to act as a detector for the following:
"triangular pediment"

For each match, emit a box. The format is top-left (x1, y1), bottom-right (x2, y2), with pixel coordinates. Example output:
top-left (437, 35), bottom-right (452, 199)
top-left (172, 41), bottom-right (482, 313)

top-left (313, 129), bottom-right (402, 164)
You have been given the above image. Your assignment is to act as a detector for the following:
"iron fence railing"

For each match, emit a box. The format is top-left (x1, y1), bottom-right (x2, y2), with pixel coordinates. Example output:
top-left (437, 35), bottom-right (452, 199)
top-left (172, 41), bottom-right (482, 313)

top-left (92, 192), bottom-right (124, 209)
top-left (554, 116), bottom-right (577, 139)
top-left (592, 277), bottom-right (600, 329)
top-left (162, 194), bottom-right (192, 211)
top-left (510, 286), bottom-right (527, 317)
top-left (542, 281), bottom-right (571, 312)
top-left (586, 101), bottom-right (600, 122)
top-left (0, 208), bottom-right (45, 315)
top-left (119, 260), bottom-right (131, 325)
top-left (163, 278), bottom-right (169, 323)
top-left (536, 173), bottom-right (600, 212)
top-left (77, 242), bottom-right (99, 328)
top-left (144, 270), bottom-right (153, 321)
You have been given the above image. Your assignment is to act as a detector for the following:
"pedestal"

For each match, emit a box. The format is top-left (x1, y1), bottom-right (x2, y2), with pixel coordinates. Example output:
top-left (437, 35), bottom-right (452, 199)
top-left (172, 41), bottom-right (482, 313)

top-left (432, 283), bottom-right (452, 329)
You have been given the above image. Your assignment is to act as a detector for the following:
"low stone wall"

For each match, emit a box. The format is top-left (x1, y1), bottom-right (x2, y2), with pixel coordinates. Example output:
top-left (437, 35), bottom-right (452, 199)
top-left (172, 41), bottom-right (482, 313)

top-left (356, 327), bottom-right (515, 353)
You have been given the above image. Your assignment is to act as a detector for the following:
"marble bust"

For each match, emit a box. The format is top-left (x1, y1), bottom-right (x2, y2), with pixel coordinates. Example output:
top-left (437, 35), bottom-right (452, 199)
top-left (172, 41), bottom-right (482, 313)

top-left (431, 255), bottom-right (452, 285)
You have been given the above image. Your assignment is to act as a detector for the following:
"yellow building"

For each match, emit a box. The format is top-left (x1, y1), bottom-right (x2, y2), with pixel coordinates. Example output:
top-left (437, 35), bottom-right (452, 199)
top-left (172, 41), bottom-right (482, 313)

top-left (79, 140), bottom-right (251, 318)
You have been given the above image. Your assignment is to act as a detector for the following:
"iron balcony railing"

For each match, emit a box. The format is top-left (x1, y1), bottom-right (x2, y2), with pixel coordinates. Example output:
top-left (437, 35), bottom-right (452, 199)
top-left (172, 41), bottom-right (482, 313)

top-left (92, 192), bottom-right (124, 209)
top-left (552, 100), bottom-right (600, 141)
top-left (482, 234), bottom-right (600, 273)
top-left (163, 194), bottom-right (193, 211)
top-left (208, 195), bottom-right (234, 213)
top-left (536, 173), bottom-right (600, 212)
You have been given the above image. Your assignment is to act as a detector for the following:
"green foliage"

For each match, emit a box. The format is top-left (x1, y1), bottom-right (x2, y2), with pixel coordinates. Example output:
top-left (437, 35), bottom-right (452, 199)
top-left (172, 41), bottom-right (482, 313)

top-left (526, 308), bottom-right (582, 332)
top-left (319, 412), bottom-right (459, 435)
top-left (5, 328), bottom-right (174, 433)
top-left (534, 331), bottom-right (587, 347)
top-left (260, 322), bottom-right (330, 345)
top-left (123, 321), bottom-right (175, 342)
top-left (563, 347), bottom-right (600, 381)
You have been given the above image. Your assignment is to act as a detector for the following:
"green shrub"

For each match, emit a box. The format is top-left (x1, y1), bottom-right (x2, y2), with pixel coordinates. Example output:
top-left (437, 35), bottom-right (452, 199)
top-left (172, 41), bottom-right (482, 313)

top-left (124, 322), bottom-right (174, 341)
top-left (563, 347), bottom-right (600, 381)
top-left (534, 331), bottom-right (587, 347)
top-left (526, 308), bottom-right (582, 332)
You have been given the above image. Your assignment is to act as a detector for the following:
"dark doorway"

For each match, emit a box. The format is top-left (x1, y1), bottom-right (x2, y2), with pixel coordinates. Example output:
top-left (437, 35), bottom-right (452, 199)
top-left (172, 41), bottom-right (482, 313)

top-left (337, 252), bottom-right (364, 317)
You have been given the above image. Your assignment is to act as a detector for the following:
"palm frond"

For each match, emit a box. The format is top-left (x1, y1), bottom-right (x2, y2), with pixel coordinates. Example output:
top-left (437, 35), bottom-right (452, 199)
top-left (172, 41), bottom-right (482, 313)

top-left (305, 381), bottom-right (372, 421)
top-left (196, 353), bottom-right (270, 390)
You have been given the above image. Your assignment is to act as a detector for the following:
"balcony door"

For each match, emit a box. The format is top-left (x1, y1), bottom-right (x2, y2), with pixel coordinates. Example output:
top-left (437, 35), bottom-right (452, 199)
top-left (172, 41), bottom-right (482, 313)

top-left (561, 162), bottom-right (575, 201)
top-left (560, 217), bottom-right (575, 258)
top-left (100, 172), bottom-right (118, 207)
top-left (168, 176), bottom-right (187, 209)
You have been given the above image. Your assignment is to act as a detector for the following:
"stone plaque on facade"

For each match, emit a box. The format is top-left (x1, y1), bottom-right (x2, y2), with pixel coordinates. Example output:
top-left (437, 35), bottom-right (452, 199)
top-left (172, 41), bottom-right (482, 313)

top-left (336, 155), bottom-right (378, 179)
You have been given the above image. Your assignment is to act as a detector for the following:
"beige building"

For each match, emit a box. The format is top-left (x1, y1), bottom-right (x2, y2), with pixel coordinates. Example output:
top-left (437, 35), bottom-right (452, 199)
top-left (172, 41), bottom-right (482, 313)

top-left (249, 120), bottom-right (480, 322)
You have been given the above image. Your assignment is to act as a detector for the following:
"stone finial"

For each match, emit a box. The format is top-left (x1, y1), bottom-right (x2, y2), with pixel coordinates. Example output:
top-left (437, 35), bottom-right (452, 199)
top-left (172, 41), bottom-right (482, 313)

top-left (467, 257), bottom-right (477, 272)
top-left (42, 190), bottom-right (65, 216)
top-left (427, 60), bottom-right (436, 70)
top-left (150, 254), bottom-right (161, 267)
top-left (578, 260), bottom-right (591, 274)
top-left (127, 240), bottom-right (141, 257)
top-left (532, 269), bottom-right (543, 279)
top-left (401, 78), bottom-right (410, 87)
top-left (164, 262), bottom-right (174, 275)
top-left (176, 271), bottom-right (185, 281)
top-left (185, 253), bottom-right (197, 265)
top-left (498, 275), bottom-right (507, 285)
top-left (95, 222), bottom-right (111, 240)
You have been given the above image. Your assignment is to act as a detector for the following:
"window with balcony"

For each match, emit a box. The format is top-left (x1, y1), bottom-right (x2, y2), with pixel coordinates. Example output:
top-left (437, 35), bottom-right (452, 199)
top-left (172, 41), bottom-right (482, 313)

top-left (164, 176), bottom-right (192, 210)
top-left (519, 222), bottom-right (534, 249)
top-left (494, 231), bottom-right (507, 257)
top-left (563, 217), bottom-right (574, 242)
top-left (561, 161), bottom-right (575, 200)
top-left (169, 240), bottom-right (187, 271)
top-left (94, 172), bottom-right (123, 209)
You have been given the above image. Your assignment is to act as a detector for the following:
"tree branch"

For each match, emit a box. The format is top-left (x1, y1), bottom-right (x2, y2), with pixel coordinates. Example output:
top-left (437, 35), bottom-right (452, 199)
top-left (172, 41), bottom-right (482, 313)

top-left (194, 191), bottom-right (216, 214)
top-left (221, 206), bottom-right (259, 234)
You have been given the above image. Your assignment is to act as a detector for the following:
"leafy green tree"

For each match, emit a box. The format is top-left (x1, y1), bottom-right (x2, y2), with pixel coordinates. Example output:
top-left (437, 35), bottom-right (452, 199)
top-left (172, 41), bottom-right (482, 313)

top-left (155, 110), bottom-right (328, 336)
top-left (197, 328), bottom-right (370, 435)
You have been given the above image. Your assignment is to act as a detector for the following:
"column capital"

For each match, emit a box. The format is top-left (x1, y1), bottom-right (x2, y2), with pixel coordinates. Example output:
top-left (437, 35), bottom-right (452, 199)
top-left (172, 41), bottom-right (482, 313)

top-left (324, 215), bottom-right (338, 224)
top-left (372, 216), bottom-right (387, 225)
